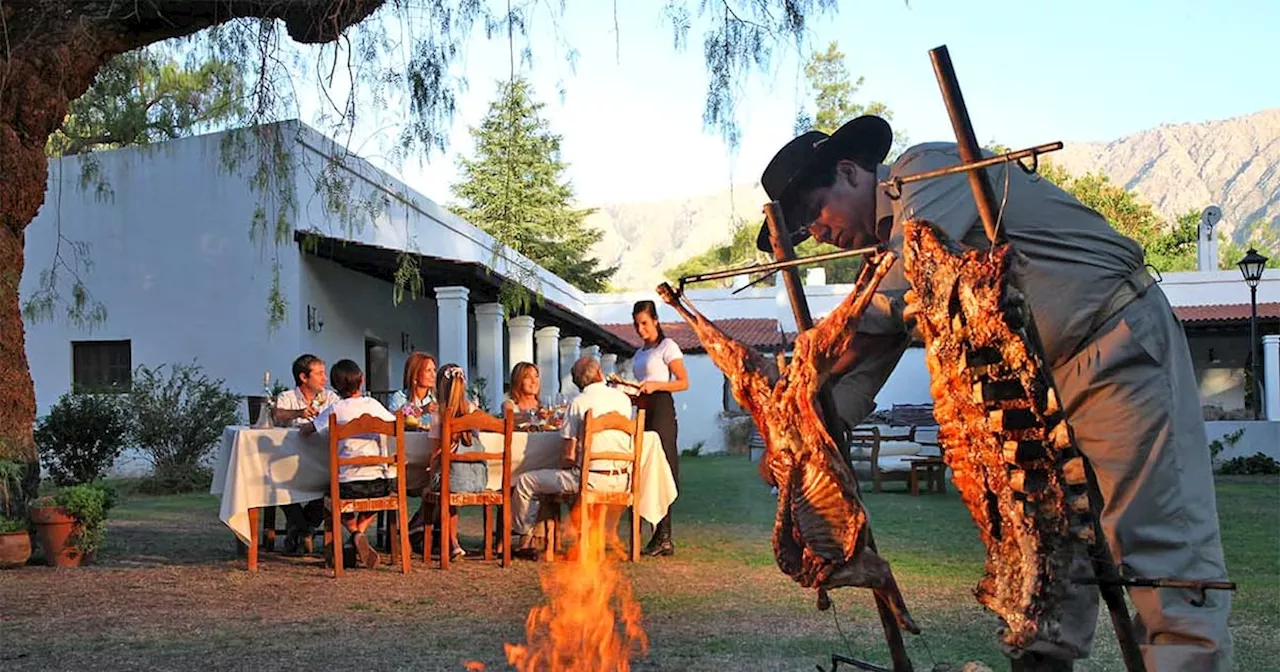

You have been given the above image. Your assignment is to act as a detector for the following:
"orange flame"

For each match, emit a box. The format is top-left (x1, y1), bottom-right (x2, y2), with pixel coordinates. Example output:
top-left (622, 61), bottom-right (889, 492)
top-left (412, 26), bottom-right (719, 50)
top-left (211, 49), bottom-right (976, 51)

top-left (504, 503), bottom-right (649, 671)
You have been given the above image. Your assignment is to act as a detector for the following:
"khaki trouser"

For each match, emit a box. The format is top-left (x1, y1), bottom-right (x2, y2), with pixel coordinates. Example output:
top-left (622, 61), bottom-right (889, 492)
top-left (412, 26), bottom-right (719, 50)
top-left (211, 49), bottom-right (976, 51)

top-left (1043, 285), bottom-right (1233, 671)
top-left (511, 468), bottom-right (629, 536)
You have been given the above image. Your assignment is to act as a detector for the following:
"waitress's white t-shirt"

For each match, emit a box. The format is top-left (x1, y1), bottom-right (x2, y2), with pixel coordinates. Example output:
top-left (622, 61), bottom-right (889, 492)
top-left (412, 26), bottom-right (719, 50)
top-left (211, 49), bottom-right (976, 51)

top-left (632, 338), bottom-right (683, 383)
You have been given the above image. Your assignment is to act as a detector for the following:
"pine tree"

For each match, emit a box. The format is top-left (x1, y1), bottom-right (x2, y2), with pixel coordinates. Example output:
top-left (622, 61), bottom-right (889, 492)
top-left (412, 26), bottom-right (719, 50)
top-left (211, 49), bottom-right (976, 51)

top-left (450, 77), bottom-right (616, 300)
top-left (796, 42), bottom-right (900, 142)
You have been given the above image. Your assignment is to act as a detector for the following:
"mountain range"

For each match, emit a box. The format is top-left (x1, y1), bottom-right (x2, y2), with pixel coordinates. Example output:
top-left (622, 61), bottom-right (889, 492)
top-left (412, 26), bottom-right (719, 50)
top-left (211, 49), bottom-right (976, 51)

top-left (585, 108), bottom-right (1280, 292)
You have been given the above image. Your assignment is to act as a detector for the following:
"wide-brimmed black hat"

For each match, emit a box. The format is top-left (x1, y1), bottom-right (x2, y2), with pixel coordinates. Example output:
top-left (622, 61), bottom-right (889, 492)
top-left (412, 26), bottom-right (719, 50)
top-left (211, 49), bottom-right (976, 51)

top-left (755, 115), bottom-right (893, 253)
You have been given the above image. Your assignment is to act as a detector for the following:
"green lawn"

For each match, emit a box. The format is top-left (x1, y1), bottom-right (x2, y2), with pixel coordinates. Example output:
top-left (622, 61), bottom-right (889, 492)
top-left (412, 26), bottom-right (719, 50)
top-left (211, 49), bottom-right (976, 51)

top-left (0, 457), bottom-right (1275, 671)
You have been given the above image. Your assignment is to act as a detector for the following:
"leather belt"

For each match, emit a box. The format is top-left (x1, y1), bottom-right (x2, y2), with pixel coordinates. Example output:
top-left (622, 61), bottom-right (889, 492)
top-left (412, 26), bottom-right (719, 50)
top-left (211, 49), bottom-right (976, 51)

top-left (1088, 265), bottom-right (1155, 336)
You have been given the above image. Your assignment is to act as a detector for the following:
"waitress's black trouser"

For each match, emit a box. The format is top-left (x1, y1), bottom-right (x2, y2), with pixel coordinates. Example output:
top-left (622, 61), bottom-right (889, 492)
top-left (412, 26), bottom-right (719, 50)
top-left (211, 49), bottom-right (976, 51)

top-left (641, 391), bottom-right (678, 540)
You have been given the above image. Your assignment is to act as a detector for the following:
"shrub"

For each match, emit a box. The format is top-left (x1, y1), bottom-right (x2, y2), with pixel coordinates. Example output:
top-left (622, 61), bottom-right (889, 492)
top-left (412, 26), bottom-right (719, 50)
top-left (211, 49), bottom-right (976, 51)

top-left (0, 459), bottom-right (25, 521)
top-left (34, 392), bottom-right (133, 486)
top-left (720, 415), bottom-right (755, 456)
top-left (129, 362), bottom-right (241, 493)
top-left (468, 377), bottom-right (490, 413)
top-left (135, 463), bottom-right (214, 495)
top-left (1217, 453), bottom-right (1280, 476)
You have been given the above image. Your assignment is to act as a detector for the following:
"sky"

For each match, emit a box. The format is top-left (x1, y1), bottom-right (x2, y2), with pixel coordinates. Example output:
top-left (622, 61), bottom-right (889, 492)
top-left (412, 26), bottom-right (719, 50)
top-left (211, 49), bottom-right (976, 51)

top-left (286, 0), bottom-right (1279, 209)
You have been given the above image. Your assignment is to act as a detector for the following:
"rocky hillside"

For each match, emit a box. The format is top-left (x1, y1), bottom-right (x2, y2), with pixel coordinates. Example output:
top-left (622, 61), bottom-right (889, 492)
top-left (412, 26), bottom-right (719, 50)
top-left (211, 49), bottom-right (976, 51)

top-left (586, 108), bottom-right (1280, 291)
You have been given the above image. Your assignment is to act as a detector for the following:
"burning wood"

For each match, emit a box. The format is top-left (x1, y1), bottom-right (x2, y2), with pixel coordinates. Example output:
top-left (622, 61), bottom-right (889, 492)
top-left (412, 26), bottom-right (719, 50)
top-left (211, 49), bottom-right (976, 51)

top-left (656, 251), bottom-right (918, 634)
top-left (901, 219), bottom-right (1094, 655)
top-left (503, 503), bottom-right (649, 671)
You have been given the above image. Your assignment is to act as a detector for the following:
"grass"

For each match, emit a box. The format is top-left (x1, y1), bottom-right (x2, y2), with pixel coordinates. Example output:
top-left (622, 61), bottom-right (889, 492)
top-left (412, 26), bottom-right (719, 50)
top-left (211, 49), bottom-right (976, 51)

top-left (0, 458), bottom-right (1275, 671)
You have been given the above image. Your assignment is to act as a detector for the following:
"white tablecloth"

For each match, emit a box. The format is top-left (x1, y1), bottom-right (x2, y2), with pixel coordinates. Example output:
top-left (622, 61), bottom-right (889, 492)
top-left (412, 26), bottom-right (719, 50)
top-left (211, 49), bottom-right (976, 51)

top-left (210, 426), bottom-right (677, 544)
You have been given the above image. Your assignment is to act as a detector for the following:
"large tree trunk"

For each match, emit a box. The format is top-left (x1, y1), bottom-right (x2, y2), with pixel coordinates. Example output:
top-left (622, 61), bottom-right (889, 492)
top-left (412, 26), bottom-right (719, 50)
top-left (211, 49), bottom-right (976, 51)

top-left (0, 1), bottom-right (384, 500)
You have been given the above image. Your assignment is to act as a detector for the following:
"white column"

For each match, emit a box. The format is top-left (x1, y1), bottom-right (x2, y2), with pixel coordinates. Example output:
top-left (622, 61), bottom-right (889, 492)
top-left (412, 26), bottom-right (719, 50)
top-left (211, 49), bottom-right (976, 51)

top-left (617, 357), bottom-right (634, 380)
top-left (434, 286), bottom-right (470, 372)
top-left (473, 303), bottom-right (505, 414)
top-left (601, 353), bottom-right (618, 377)
top-left (1264, 334), bottom-right (1280, 421)
top-left (1197, 222), bottom-right (1214, 272)
top-left (507, 315), bottom-right (536, 371)
top-left (559, 336), bottom-right (582, 395)
top-left (535, 326), bottom-right (561, 401)
top-left (582, 345), bottom-right (601, 362)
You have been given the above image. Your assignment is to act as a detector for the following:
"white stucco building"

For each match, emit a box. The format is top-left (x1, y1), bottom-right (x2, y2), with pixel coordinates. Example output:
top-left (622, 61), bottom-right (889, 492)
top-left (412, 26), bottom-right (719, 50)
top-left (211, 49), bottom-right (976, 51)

top-left (20, 121), bottom-right (1280, 468)
top-left (21, 121), bottom-right (634, 435)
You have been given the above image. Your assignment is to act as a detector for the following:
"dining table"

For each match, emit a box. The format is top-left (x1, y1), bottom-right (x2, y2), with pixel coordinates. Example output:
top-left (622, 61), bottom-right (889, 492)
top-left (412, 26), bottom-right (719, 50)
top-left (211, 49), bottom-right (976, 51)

top-left (210, 424), bottom-right (678, 546)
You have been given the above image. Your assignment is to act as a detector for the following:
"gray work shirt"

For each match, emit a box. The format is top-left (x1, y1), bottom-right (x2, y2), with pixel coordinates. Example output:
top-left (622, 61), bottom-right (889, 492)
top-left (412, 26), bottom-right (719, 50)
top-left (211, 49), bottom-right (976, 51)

top-left (837, 142), bottom-right (1147, 424)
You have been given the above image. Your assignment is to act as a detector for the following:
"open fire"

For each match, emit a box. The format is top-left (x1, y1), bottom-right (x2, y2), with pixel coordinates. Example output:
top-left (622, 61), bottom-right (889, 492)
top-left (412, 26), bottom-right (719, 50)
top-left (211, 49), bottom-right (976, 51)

top-left (503, 503), bottom-right (649, 671)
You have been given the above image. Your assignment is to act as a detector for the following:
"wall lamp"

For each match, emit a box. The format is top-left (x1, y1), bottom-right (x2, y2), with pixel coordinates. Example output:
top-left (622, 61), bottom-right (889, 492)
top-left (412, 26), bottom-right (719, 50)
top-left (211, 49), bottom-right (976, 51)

top-left (306, 304), bottom-right (324, 333)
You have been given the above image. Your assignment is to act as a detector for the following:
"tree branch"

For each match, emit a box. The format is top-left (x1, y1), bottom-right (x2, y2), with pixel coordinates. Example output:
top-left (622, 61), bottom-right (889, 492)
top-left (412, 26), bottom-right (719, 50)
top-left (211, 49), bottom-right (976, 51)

top-left (60, 132), bottom-right (119, 155)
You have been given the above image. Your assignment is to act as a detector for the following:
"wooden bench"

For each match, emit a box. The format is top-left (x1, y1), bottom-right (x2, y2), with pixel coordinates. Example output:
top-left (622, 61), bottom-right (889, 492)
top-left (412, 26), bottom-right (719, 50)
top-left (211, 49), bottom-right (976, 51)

top-left (847, 404), bottom-right (943, 493)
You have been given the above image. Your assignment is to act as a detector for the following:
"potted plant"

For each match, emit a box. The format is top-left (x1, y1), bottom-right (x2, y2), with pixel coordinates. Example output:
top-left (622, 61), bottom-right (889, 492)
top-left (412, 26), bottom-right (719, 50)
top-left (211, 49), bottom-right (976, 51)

top-left (29, 483), bottom-right (115, 567)
top-left (0, 459), bottom-right (31, 568)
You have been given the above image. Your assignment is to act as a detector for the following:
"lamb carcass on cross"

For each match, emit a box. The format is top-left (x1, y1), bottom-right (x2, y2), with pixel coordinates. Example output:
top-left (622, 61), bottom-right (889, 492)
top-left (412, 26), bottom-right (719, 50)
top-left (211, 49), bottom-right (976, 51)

top-left (656, 251), bottom-right (918, 634)
top-left (900, 219), bottom-right (1097, 656)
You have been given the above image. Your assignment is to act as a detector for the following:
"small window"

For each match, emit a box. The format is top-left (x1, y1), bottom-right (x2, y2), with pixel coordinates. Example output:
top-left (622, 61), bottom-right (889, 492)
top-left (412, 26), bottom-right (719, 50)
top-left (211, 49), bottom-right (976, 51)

top-left (72, 340), bottom-right (132, 392)
top-left (723, 375), bottom-right (745, 415)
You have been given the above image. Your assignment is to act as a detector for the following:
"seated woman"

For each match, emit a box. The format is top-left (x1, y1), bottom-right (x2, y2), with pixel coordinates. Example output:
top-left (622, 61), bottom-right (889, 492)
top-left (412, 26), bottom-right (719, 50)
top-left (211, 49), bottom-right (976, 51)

top-left (387, 351), bottom-right (438, 428)
top-left (423, 363), bottom-right (489, 559)
top-left (391, 352), bottom-right (440, 538)
top-left (502, 361), bottom-right (542, 421)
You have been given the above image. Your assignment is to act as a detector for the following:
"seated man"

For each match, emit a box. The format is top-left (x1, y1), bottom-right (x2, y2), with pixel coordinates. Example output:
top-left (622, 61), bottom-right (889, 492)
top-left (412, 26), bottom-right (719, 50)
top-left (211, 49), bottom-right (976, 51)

top-left (509, 356), bottom-right (634, 558)
top-left (301, 359), bottom-right (398, 570)
top-left (273, 354), bottom-right (340, 426)
top-left (273, 353), bottom-right (341, 554)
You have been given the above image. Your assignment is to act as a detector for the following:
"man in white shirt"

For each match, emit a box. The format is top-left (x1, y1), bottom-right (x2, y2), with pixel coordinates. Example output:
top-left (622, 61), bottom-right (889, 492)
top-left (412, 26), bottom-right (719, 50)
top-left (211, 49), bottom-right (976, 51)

top-left (272, 353), bottom-right (341, 554)
top-left (509, 356), bottom-right (634, 559)
top-left (273, 354), bottom-right (341, 427)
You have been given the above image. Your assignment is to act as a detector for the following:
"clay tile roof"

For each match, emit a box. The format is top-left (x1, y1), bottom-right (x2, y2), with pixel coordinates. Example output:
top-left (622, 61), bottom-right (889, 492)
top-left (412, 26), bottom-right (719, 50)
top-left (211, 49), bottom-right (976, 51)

top-left (1174, 302), bottom-right (1280, 323)
top-left (600, 318), bottom-right (789, 353)
top-left (600, 303), bottom-right (1278, 356)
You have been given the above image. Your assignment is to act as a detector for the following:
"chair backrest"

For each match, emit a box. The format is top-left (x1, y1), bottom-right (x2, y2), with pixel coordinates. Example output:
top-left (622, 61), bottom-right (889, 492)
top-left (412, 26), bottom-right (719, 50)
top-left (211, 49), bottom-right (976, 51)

top-left (328, 412), bottom-right (406, 482)
top-left (578, 409), bottom-right (644, 500)
top-left (848, 425), bottom-right (881, 460)
top-left (438, 407), bottom-right (515, 492)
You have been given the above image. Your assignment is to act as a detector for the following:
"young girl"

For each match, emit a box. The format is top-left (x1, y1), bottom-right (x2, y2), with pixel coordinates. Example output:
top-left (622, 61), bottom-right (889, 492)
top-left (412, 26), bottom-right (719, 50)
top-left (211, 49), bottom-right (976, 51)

top-left (425, 364), bottom-right (488, 559)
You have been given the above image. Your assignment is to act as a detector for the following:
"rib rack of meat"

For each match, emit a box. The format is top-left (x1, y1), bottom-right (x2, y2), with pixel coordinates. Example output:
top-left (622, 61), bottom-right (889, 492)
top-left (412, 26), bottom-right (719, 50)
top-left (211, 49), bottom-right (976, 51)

top-left (656, 251), bottom-right (918, 635)
top-left (900, 219), bottom-right (1097, 657)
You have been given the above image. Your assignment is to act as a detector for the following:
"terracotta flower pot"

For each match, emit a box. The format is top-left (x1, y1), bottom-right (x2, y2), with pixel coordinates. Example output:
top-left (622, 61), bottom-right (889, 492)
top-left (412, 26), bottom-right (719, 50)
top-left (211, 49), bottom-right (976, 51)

top-left (30, 505), bottom-right (88, 567)
top-left (0, 531), bottom-right (31, 568)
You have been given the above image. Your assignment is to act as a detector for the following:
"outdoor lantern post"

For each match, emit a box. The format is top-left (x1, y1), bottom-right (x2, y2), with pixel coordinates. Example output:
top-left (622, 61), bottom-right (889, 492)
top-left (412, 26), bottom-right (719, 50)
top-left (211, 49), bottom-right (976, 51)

top-left (1237, 248), bottom-right (1269, 419)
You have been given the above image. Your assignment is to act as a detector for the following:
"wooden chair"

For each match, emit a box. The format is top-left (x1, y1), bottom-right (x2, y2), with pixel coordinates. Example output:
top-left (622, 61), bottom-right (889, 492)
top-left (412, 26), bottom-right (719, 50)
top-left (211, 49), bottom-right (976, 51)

top-left (322, 413), bottom-right (411, 577)
top-left (542, 409), bottom-right (645, 563)
top-left (848, 423), bottom-right (941, 493)
top-left (423, 407), bottom-right (515, 569)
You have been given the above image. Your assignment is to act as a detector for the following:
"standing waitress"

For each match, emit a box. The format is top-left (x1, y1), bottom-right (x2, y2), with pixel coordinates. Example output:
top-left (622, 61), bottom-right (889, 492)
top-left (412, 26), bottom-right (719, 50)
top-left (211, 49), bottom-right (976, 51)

top-left (629, 300), bottom-right (689, 557)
